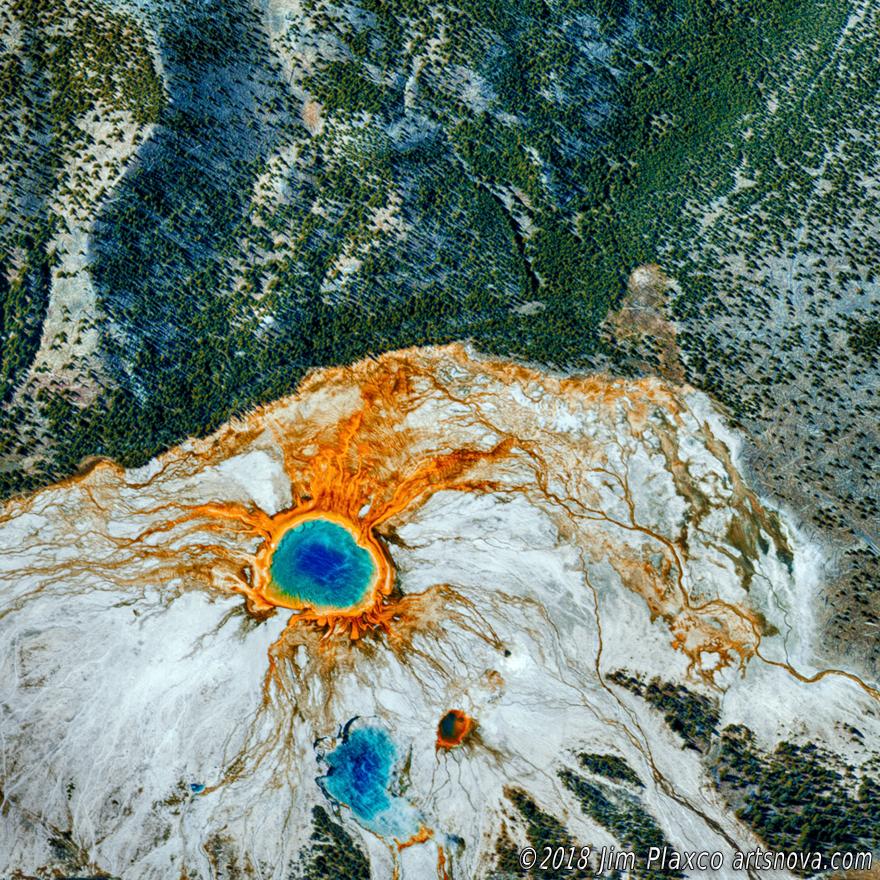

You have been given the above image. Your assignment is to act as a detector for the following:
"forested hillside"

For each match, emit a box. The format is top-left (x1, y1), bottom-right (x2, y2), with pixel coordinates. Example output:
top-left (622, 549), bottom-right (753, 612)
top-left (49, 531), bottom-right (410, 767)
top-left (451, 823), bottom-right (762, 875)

top-left (0, 0), bottom-right (876, 666)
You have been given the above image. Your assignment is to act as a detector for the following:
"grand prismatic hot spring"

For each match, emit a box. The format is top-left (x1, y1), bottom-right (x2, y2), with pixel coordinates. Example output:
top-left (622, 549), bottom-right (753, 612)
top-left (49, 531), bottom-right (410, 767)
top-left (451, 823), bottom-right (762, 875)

top-left (1, 345), bottom-right (879, 879)
top-left (267, 517), bottom-right (380, 612)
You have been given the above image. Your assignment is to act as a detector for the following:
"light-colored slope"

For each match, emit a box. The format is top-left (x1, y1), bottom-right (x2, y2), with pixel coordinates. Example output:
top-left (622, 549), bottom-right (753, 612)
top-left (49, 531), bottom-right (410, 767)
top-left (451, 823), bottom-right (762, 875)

top-left (0, 345), bottom-right (875, 879)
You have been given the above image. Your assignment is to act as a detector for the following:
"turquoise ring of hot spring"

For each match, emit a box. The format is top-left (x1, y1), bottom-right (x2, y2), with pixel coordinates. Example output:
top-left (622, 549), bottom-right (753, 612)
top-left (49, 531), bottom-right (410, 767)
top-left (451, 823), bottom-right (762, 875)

top-left (260, 512), bottom-right (392, 616)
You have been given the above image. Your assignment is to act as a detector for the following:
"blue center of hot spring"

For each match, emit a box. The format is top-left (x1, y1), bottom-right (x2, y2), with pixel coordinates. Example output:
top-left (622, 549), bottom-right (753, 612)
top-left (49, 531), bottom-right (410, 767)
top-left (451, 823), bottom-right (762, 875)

top-left (320, 725), bottom-right (422, 840)
top-left (322, 727), bottom-right (395, 821)
top-left (269, 519), bottom-right (376, 609)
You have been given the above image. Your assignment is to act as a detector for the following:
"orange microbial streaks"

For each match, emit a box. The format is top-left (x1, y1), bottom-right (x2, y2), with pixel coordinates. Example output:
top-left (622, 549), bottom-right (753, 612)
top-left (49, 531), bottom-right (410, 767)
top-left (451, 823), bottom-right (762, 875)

top-left (396, 825), bottom-right (433, 850)
top-left (436, 844), bottom-right (453, 880)
top-left (386, 827), bottom-right (450, 880)
top-left (148, 351), bottom-right (517, 641)
top-left (11, 344), bottom-right (873, 702)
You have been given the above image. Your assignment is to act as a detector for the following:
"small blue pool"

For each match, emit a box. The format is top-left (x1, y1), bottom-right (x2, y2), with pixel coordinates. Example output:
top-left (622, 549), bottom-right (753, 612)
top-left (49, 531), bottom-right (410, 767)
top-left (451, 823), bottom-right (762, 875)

top-left (269, 519), bottom-right (376, 609)
top-left (319, 725), bottom-right (421, 840)
top-left (322, 727), bottom-right (394, 820)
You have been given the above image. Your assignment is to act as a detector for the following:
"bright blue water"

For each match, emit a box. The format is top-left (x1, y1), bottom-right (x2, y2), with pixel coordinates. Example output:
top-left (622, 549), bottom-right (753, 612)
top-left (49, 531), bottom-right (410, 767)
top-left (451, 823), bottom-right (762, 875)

top-left (269, 519), bottom-right (376, 609)
top-left (320, 726), bottom-right (421, 840)
top-left (322, 727), bottom-right (394, 820)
